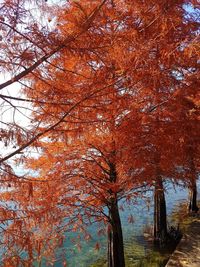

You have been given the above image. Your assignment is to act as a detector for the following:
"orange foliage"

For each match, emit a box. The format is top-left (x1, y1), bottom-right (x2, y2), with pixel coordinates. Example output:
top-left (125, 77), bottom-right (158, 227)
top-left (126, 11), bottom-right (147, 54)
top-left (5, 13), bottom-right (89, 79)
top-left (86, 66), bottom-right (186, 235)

top-left (0, 0), bottom-right (199, 265)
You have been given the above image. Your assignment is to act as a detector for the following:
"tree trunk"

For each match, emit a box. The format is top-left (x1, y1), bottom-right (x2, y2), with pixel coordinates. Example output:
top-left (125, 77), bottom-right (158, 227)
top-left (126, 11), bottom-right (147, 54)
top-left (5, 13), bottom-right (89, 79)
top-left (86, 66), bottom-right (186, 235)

top-left (154, 177), bottom-right (168, 245)
top-left (108, 199), bottom-right (125, 267)
top-left (187, 145), bottom-right (198, 212)
top-left (189, 180), bottom-right (199, 212)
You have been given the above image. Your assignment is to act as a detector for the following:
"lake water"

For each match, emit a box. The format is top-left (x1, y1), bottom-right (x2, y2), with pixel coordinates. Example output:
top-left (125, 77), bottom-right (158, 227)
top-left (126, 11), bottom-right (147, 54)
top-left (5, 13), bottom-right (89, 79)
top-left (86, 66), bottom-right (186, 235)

top-left (53, 180), bottom-right (199, 267)
top-left (0, 180), bottom-right (198, 266)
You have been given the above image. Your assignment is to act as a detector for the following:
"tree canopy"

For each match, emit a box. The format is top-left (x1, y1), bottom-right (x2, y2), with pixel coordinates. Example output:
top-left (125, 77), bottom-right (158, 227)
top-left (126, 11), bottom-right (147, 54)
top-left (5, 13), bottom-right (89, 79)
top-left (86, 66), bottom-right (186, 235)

top-left (0, 0), bottom-right (199, 266)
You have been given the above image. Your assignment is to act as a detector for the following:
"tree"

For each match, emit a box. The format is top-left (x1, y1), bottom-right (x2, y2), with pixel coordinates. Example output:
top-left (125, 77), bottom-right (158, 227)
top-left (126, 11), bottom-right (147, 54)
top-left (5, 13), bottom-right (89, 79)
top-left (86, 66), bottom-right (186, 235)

top-left (172, 92), bottom-right (200, 213)
top-left (22, 0), bottom-right (200, 258)
top-left (0, 0), bottom-right (199, 266)
top-left (25, 107), bottom-right (150, 267)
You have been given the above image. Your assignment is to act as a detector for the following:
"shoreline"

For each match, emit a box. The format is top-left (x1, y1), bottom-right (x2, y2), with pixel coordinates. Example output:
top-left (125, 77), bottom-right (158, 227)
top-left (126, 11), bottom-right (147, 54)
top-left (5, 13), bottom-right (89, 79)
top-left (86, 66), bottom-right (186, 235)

top-left (166, 214), bottom-right (200, 267)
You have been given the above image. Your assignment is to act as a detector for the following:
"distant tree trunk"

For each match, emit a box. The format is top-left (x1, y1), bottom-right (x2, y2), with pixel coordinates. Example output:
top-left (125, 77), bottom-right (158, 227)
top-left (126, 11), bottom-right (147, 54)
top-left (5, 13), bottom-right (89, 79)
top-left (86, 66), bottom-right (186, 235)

top-left (188, 147), bottom-right (198, 213)
top-left (107, 199), bottom-right (125, 267)
top-left (154, 177), bottom-right (168, 245)
top-left (189, 180), bottom-right (199, 212)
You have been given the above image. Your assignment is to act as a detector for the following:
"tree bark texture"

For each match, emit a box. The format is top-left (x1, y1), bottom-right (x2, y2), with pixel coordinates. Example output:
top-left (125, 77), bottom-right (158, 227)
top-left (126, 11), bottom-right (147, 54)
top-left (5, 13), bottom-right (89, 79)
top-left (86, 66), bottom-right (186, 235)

top-left (108, 200), bottom-right (125, 267)
top-left (188, 145), bottom-right (198, 212)
top-left (154, 177), bottom-right (168, 245)
top-left (189, 180), bottom-right (199, 212)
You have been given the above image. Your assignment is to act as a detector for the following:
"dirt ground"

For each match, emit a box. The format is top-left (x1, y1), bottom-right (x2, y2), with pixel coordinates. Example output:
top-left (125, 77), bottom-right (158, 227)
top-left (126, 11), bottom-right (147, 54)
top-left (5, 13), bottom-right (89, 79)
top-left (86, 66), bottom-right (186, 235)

top-left (166, 215), bottom-right (200, 267)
